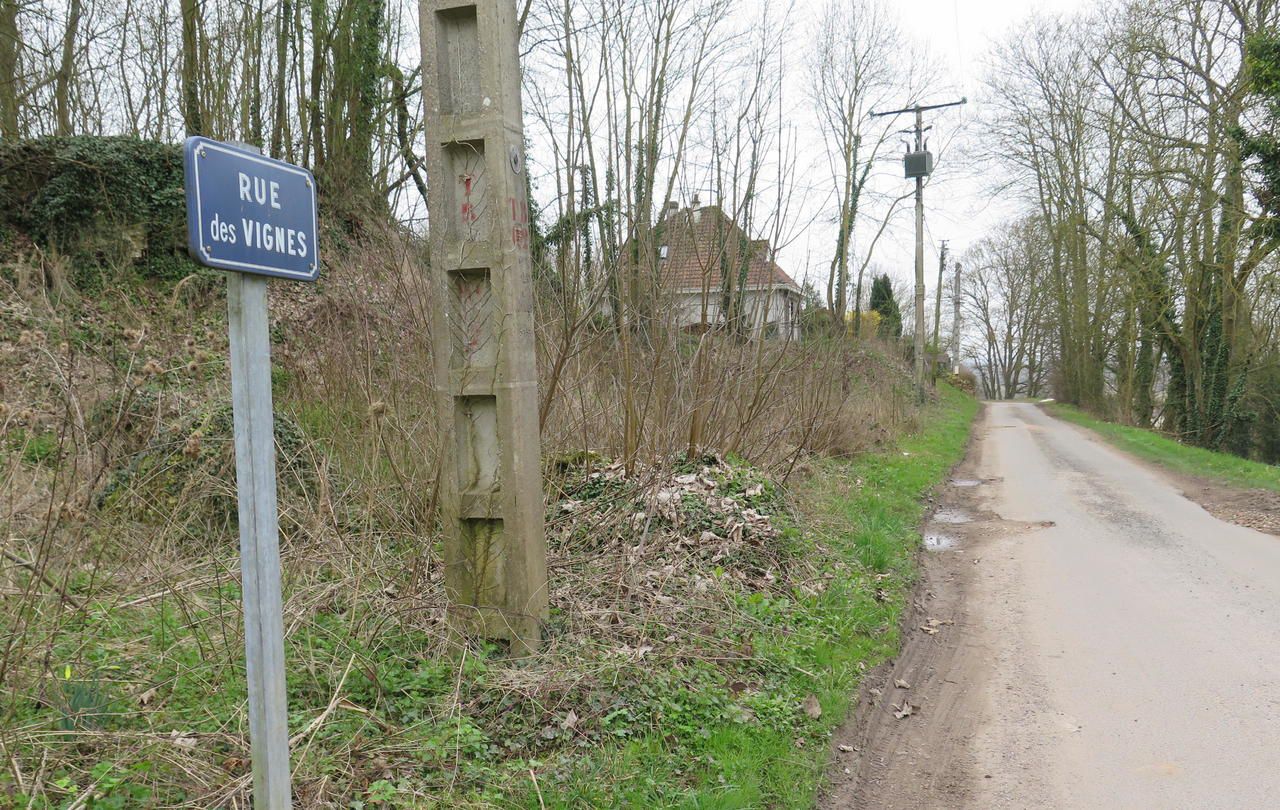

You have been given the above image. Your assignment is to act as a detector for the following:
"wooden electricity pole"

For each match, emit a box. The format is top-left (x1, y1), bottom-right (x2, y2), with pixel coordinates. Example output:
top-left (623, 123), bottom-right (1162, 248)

top-left (418, 0), bottom-right (548, 652)
top-left (870, 97), bottom-right (966, 402)
top-left (952, 261), bottom-right (962, 374)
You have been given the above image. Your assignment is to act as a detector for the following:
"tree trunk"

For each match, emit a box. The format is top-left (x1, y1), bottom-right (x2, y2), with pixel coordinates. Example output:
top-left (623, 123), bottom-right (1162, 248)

top-left (54, 0), bottom-right (83, 136)
top-left (305, 0), bottom-right (327, 170)
top-left (0, 0), bottom-right (19, 139)
top-left (180, 0), bottom-right (203, 135)
top-left (355, 0), bottom-right (384, 183)
top-left (270, 0), bottom-right (292, 158)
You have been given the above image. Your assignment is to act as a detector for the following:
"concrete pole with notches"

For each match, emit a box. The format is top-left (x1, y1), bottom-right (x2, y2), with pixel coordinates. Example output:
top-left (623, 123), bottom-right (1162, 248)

top-left (952, 261), bottom-right (962, 375)
top-left (418, 0), bottom-right (548, 652)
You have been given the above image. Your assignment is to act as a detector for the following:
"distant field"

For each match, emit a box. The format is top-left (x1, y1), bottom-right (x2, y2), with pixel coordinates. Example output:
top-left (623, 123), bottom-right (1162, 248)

top-left (1044, 404), bottom-right (1280, 493)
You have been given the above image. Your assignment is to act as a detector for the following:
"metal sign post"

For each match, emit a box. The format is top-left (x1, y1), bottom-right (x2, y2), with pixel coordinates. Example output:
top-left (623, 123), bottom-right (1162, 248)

top-left (184, 137), bottom-right (319, 809)
top-left (419, 0), bottom-right (548, 652)
top-left (226, 269), bottom-right (292, 809)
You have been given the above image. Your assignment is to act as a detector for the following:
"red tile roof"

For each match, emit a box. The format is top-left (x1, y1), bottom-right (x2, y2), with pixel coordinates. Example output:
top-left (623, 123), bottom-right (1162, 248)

top-left (655, 205), bottom-right (799, 294)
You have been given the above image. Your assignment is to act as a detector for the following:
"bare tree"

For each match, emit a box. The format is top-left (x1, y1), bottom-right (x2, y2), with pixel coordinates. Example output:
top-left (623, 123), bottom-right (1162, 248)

top-left (180, 0), bottom-right (202, 135)
top-left (808, 0), bottom-right (919, 334)
top-left (980, 0), bottom-right (1280, 455)
top-left (959, 218), bottom-right (1052, 399)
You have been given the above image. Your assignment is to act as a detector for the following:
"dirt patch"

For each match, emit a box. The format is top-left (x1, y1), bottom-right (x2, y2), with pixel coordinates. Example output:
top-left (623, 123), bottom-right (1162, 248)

top-left (1164, 474), bottom-right (1280, 537)
top-left (818, 411), bottom-right (985, 809)
top-left (817, 522), bottom-right (982, 809)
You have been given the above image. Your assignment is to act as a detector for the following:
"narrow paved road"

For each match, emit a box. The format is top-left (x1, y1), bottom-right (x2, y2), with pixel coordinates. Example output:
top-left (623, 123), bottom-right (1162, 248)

top-left (831, 402), bottom-right (1280, 810)
top-left (968, 401), bottom-right (1280, 809)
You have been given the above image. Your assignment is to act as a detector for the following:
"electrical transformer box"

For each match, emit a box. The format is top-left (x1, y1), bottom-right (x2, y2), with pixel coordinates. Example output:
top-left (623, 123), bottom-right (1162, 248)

top-left (904, 151), bottom-right (934, 178)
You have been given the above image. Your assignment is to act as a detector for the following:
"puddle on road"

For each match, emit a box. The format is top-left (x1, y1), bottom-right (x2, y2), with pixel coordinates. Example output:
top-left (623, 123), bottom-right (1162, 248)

top-left (924, 532), bottom-right (958, 551)
top-left (924, 508), bottom-right (971, 550)
top-left (950, 478), bottom-right (983, 488)
top-left (932, 508), bottom-right (973, 524)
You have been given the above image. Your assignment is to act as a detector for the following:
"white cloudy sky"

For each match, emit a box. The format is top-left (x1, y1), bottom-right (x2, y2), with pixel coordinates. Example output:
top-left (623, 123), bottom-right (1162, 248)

top-left (767, 0), bottom-right (1088, 297)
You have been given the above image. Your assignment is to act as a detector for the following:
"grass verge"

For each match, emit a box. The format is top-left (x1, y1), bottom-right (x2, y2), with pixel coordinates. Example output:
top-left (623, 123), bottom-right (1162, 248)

top-left (517, 385), bottom-right (979, 808)
top-left (1, 386), bottom-right (976, 809)
top-left (1044, 403), bottom-right (1280, 493)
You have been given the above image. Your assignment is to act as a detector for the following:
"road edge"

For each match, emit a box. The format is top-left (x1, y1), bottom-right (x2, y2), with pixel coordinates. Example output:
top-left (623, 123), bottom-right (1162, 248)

top-left (1037, 403), bottom-right (1280, 537)
top-left (818, 402), bottom-right (988, 808)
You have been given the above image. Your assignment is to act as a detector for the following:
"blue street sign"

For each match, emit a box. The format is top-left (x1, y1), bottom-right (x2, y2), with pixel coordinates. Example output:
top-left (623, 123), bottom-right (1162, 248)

top-left (184, 136), bottom-right (320, 282)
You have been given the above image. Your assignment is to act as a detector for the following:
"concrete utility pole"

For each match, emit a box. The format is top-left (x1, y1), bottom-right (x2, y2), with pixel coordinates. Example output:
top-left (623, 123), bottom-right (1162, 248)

top-left (932, 239), bottom-right (948, 380)
top-left (870, 97), bottom-right (966, 402)
top-left (419, 0), bottom-right (548, 652)
top-left (952, 261), bottom-right (962, 375)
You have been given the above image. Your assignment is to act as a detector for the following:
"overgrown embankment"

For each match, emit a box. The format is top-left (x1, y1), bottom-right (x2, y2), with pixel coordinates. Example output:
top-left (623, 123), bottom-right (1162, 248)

top-left (1044, 403), bottom-right (1280, 493)
top-left (0, 137), bottom-right (973, 807)
top-left (1044, 402), bottom-right (1280, 536)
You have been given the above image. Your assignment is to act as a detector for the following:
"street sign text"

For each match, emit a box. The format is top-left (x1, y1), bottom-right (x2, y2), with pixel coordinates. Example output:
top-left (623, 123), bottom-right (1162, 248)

top-left (184, 136), bottom-right (319, 281)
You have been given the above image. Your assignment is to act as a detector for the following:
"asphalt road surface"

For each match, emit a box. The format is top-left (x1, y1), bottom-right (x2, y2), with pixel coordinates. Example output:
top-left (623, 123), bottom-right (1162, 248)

top-left (829, 402), bottom-right (1280, 810)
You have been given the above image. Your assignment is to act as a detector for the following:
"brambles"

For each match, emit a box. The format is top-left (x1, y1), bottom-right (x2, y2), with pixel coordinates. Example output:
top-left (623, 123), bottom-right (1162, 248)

top-left (95, 404), bottom-right (316, 537)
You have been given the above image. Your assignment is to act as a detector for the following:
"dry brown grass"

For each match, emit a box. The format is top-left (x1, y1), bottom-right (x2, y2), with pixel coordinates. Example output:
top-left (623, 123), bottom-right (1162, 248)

top-left (0, 228), bottom-right (923, 806)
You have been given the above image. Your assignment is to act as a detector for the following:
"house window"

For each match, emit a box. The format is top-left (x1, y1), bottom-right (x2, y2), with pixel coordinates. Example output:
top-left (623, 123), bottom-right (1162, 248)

top-left (659, 245), bottom-right (669, 260)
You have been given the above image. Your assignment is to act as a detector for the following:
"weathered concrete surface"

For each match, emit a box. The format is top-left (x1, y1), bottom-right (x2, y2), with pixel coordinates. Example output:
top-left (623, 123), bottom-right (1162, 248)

top-left (419, 0), bottom-right (548, 650)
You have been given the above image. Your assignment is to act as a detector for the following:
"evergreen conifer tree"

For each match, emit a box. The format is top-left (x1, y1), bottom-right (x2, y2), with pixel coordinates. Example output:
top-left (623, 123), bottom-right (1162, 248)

top-left (869, 273), bottom-right (902, 338)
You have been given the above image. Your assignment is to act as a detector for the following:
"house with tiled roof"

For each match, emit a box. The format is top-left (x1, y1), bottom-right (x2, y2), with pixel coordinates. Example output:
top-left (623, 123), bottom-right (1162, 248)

top-left (652, 200), bottom-right (801, 340)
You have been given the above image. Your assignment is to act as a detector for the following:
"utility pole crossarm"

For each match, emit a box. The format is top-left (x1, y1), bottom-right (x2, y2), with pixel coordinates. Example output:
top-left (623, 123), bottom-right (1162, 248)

top-left (868, 97), bottom-right (968, 118)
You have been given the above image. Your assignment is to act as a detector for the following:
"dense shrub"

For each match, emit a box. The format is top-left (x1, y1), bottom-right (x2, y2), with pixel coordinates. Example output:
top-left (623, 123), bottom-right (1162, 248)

top-left (0, 136), bottom-right (201, 286)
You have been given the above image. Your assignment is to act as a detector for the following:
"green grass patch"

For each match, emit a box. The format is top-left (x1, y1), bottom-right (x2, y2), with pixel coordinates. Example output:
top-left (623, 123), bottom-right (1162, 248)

top-left (4, 426), bottom-right (60, 465)
top-left (1045, 403), bottom-right (1280, 492)
top-left (4, 388), bottom-right (978, 808)
top-left (515, 385), bottom-right (979, 808)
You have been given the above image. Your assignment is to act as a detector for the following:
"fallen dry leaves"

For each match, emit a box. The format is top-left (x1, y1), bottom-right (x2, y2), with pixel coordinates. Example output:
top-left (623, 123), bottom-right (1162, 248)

top-left (802, 694), bottom-right (823, 720)
top-left (919, 617), bottom-right (954, 635)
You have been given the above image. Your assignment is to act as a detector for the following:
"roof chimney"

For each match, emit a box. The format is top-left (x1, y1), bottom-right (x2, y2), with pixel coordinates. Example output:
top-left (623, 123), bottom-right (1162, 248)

top-left (663, 200), bottom-right (679, 221)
